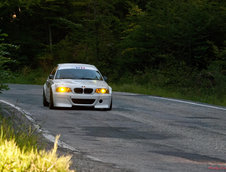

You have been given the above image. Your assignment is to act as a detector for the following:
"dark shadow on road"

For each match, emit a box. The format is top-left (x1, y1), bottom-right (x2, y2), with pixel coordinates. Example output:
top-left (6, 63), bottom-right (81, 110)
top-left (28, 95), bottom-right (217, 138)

top-left (83, 126), bottom-right (174, 140)
top-left (153, 151), bottom-right (226, 163)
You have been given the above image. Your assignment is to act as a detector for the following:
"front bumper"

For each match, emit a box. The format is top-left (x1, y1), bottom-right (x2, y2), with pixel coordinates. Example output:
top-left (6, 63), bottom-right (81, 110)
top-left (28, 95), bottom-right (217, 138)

top-left (53, 92), bottom-right (112, 109)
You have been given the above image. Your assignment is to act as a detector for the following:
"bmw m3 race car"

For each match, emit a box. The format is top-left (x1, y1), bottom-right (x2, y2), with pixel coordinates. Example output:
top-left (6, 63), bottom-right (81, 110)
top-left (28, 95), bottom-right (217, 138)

top-left (43, 63), bottom-right (112, 110)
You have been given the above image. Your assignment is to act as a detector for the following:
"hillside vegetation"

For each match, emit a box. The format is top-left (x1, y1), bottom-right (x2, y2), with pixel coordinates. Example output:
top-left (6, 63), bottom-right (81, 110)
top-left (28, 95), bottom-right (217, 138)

top-left (0, 0), bottom-right (225, 105)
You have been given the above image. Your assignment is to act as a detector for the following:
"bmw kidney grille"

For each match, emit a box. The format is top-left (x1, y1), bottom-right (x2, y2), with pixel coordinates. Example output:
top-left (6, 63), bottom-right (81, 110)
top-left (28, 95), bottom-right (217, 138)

top-left (74, 88), bottom-right (93, 94)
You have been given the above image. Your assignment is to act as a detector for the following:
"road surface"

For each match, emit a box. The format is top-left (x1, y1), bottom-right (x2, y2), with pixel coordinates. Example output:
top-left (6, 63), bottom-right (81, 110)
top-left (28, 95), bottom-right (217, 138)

top-left (0, 84), bottom-right (226, 172)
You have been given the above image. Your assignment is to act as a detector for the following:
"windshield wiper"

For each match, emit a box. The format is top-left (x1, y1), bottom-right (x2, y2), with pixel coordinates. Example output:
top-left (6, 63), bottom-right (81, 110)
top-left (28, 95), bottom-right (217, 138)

top-left (57, 77), bottom-right (79, 79)
top-left (78, 78), bottom-right (95, 80)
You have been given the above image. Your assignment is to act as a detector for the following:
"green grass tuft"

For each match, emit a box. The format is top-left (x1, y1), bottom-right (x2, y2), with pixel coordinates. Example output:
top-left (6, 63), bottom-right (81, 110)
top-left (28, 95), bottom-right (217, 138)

top-left (0, 115), bottom-right (75, 172)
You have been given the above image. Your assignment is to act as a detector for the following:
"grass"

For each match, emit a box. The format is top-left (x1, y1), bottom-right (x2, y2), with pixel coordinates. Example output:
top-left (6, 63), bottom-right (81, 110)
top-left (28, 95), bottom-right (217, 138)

top-left (3, 67), bottom-right (48, 85)
top-left (0, 114), bottom-right (74, 172)
top-left (2, 67), bottom-right (226, 107)
top-left (0, 116), bottom-right (38, 152)
top-left (110, 83), bottom-right (226, 107)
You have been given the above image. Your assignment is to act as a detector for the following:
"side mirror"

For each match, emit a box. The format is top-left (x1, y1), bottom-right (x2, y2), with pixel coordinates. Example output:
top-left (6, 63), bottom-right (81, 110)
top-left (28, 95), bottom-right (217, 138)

top-left (103, 76), bottom-right (108, 81)
top-left (49, 75), bottom-right (54, 79)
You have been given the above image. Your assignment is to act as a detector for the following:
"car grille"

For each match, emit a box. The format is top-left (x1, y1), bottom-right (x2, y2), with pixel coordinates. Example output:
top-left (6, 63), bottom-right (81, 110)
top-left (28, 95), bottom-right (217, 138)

top-left (71, 99), bottom-right (95, 104)
top-left (74, 88), bottom-right (93, 94)
top-left (84, 88), bottom-right (93, 94)
top-left (74, 88), bottom-right (83, 94)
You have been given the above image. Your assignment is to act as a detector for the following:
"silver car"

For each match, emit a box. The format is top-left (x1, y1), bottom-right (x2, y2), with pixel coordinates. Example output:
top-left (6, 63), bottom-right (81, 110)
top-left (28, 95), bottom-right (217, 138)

top-left (43, 63), bottom-right (112, 110)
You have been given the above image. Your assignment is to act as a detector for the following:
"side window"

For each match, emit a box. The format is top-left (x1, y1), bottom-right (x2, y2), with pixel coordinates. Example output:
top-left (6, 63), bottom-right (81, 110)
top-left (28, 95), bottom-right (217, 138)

top-left (51, 67), bottom-right (57, 76)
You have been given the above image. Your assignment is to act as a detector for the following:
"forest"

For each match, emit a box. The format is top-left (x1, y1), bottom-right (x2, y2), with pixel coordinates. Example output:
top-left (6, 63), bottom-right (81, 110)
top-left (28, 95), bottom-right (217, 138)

top-left (0, 0), bottom-right (225, 105)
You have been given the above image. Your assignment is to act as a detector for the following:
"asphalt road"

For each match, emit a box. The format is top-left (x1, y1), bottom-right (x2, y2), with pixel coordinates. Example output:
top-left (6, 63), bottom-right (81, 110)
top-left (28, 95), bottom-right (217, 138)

top-left (0, 84), bottom-right (226, 172)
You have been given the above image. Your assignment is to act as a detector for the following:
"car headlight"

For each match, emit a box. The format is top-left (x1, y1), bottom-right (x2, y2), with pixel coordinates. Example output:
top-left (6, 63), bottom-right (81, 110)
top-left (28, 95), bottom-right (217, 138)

top-left (95, 88), bottom-right (109, 94)
top-left (56, 87), bottom-right (72, 93)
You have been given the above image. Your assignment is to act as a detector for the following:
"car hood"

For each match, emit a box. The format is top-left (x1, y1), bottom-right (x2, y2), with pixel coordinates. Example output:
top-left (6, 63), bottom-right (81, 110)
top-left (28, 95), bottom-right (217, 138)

top-left (53, 79), bottom-right (109, 88)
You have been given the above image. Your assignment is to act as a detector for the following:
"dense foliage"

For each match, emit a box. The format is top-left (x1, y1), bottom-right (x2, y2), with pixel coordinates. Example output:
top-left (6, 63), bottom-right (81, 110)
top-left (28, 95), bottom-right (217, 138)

top-left (0, 0), bottom-right (225, 104)
top-left (0, 31), bottom-right (15, 92)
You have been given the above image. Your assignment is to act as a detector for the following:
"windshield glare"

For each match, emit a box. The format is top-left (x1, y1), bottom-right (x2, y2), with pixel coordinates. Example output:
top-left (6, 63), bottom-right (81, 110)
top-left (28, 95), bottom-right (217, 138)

top-left (55, 69), bottom-right (103, 80)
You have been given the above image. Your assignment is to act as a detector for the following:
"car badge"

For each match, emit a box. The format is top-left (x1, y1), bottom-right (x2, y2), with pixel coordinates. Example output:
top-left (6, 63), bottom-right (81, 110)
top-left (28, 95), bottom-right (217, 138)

top-left (82, 86), bottom-right (86, 89)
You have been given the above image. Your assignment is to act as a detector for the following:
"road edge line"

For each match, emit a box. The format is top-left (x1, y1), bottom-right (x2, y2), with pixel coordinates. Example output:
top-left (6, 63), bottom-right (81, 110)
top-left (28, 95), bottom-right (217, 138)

top-left (0, 99), bottom-right (79, 152)
top-left (114, 92), bottom-right (226, 111)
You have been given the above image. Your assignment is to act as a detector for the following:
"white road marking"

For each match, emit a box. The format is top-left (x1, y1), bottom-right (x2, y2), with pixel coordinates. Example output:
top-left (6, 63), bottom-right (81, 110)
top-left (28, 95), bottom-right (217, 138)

top-left (0, 99), bottom-right (78, 152)
top-left (0, 99), bottom-right (106, 162)
top-left (2, 91), bottom-right (225, 165)
top-left (152, 96), bottom-right (226, 111)
top-left (42, 132), bottom-right (79, 152)
top-left (86, 155), bottom-right (102, 162)
top-left (114, 92), bottom-right (226, 111)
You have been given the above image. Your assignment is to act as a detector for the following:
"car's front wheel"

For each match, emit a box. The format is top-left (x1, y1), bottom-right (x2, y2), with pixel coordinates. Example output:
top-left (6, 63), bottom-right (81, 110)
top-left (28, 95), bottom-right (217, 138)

top-left (107, 100), bottom-right (112, 111)
top-left (43, 89), bottom-right (49, 107)
top-left (49, 89), bottom-right (55, 109)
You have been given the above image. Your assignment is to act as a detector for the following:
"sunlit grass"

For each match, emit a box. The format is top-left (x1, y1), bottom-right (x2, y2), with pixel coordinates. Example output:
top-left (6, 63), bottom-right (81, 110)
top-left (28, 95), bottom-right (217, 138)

top-left (0, 115), bottom-right (75, 172)
top-left (0, 117), bottom-right (38, 152)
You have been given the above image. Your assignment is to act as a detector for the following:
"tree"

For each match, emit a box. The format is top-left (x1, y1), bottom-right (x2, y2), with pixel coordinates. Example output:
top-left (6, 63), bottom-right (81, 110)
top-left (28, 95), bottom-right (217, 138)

top-left (0, 30), bottom-right (15, 92)
top-left (119, 0), bottom-right (226, 79)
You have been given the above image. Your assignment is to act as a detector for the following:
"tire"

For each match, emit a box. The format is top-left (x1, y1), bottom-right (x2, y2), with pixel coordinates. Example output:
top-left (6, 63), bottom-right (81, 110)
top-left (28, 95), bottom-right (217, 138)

top-left (49, 89), bottom-right (55, 109)
top-left (43, 89), bottom-right (49, 106)
top-left (108, 100), bottom-right (112, 110)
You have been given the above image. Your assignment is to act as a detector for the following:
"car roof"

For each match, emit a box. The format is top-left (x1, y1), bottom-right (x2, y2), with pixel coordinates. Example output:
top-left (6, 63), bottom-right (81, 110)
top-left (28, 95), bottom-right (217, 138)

top-left (57, 63), bottom-right (98, 70)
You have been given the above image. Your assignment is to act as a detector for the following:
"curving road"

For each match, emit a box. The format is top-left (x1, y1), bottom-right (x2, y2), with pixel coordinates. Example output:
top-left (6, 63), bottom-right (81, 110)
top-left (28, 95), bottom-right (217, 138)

top-left (1, 84), bottom-right (226, 172)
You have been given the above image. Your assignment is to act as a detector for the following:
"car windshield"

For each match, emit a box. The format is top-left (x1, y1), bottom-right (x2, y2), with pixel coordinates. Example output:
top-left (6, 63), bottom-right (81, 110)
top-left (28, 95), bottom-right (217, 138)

top-left (55, 69), bottom-right (103, 80)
